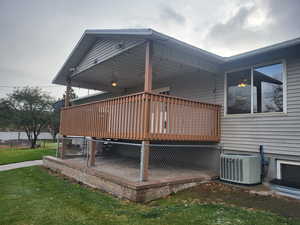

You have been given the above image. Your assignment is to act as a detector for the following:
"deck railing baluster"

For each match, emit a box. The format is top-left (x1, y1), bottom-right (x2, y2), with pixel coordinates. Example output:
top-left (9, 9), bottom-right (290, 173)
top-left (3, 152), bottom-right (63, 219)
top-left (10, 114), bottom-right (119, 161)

top-left (60, 92), bottom-right (221, 142)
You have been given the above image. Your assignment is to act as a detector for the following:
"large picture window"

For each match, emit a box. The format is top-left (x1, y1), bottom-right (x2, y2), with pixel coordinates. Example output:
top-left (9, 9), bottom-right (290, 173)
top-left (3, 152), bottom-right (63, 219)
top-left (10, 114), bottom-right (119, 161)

top-left (226, 62), bottom-right (285, 115)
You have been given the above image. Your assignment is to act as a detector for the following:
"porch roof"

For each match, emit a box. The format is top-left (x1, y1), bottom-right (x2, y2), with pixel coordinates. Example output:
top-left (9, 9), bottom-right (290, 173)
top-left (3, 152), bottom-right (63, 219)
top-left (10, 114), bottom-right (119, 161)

top-left (52, 28), bottom-right (300, 92)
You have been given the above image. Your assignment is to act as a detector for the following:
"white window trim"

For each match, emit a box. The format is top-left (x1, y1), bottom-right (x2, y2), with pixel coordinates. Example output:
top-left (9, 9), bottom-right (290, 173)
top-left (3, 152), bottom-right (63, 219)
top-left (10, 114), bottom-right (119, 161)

top-left (276, 159), bottom-right (300, 179)
top-left (224, 60), bottom-right (287, 117)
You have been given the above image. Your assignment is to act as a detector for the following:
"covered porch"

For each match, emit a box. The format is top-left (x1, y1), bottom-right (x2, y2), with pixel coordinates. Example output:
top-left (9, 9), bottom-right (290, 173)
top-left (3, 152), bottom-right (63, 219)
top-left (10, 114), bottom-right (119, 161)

top-left (48, 30), bottom-right (222, 198)
top-left (54, 30), bottom-right (222, 143)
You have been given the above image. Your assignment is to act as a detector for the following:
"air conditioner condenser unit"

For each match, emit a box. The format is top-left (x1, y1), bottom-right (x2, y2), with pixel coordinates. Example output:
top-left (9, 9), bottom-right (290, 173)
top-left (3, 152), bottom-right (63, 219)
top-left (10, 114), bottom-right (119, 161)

top-left (220, 154), bottom-right (261, 185)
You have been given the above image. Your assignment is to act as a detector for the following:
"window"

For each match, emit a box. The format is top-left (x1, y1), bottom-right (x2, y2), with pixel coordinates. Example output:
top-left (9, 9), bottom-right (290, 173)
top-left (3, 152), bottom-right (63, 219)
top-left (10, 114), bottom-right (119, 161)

top-left (226, 62), bottom-right (285, 115)
top-left (253, 64), bottom-right (283, 113)
top-left (276, 160), bottom-right (300, 188)
top-left (227, 69), bottom-right (251, 114)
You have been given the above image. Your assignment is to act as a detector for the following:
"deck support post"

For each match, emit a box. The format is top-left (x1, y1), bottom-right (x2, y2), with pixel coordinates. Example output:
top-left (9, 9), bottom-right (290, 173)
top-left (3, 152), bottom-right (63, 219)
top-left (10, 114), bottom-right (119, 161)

top-left (60, 135), bottom-right (67, 159)
top-left (144, 41), bottom-right (153, 92)
top-left (88, 137), bottom-right (97, 167)
top-left (140, 40), bottom-right (152, 182)
top-left (140, 140), bottom-right (150, 182)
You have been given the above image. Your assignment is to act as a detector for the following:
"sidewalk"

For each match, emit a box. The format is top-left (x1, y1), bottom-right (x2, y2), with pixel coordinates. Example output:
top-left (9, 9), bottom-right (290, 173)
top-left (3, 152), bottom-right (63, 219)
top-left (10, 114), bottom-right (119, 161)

top-left (0, 160), bottom-right (43, 171)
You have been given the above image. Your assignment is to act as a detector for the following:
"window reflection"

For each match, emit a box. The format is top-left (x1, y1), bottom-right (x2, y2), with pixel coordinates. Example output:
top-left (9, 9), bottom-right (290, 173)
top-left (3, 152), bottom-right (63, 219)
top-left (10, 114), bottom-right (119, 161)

top-left (253, 63), bottom-right (283, 113)
top-left (227, 69), bottom-right (251, 114)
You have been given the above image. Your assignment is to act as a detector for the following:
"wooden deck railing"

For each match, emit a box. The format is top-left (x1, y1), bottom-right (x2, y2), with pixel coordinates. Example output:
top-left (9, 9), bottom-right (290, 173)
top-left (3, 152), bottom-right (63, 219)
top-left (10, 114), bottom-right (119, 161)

top-left (60, 92), bottom-right (221, 142)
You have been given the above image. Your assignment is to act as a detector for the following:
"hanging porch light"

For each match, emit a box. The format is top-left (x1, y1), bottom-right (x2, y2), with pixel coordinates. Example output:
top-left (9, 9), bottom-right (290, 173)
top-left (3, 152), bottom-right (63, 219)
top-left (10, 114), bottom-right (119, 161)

top-left (111, 81), bottom-right (118, 87)
top-left (238, 79), bottom-right (248, 88)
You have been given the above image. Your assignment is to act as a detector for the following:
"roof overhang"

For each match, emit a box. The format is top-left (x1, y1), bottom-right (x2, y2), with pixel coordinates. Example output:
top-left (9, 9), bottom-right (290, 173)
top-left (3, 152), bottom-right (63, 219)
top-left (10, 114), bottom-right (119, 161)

top-left (52, 28), bottom-right (300, 90)
top-left (224, 37), bottom-right (300, 70)
top-left (52, 29), bottom-right (224, 90)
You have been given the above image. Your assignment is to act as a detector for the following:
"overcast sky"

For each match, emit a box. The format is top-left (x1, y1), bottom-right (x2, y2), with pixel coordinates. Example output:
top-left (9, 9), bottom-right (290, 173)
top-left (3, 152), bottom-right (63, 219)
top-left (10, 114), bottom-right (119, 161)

top-left (0, 0), bottom-right (299, 99)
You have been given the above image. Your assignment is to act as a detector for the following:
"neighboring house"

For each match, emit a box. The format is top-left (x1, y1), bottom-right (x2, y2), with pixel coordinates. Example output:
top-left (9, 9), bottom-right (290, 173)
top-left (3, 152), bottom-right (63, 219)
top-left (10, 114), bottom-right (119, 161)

top-left (47, 29), bottom-right (300, 201)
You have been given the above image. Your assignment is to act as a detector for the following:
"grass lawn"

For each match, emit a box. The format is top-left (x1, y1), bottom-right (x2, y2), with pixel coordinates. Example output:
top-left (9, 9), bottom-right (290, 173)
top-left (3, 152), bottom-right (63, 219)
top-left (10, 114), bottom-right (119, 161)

top-left (0, 166), bottom-right (299, 225)
top-left (0, 142), bottom-right (56, 165)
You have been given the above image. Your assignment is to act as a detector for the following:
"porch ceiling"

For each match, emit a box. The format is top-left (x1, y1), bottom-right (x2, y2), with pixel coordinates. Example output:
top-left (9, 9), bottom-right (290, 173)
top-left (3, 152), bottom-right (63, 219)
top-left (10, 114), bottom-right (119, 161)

top-left (70, 42), bottom-right (207, 92)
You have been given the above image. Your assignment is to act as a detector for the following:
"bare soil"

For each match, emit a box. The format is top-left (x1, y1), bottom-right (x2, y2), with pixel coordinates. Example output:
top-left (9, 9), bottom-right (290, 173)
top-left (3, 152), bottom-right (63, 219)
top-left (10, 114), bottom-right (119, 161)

top-left (175, 181), bottom-right (300, 219)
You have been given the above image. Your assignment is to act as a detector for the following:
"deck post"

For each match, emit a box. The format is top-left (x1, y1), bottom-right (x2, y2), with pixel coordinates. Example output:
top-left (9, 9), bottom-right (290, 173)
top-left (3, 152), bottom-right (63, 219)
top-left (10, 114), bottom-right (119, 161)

top-left (140, 40), bottom-right (152, 182)
top-left (87, 137), bottom-right (97, 167)
top-left (144, 41), bottom-right (153, 92)
top-left (140, 140), bottom-right (150, 182)
top-left (60, 135), bottom-right (67, 159)
top-left (64, 78), bottom-right (71, 107)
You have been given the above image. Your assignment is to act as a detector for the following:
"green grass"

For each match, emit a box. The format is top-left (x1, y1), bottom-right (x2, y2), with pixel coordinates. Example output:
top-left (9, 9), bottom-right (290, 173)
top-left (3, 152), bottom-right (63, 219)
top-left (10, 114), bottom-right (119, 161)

top-left (0, 166), bottom-right (299, 225)
top-left (0, 143), bottom-right (56, 165)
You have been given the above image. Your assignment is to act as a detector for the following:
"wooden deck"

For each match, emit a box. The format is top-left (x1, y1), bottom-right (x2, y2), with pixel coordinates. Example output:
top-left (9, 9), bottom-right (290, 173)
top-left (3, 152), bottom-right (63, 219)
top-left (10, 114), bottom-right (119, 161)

top-left (60, 92), bottom-right (221, 142)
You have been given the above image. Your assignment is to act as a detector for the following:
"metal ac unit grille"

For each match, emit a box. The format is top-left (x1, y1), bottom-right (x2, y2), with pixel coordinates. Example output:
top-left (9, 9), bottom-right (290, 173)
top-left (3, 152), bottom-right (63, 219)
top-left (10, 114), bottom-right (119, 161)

top-left (220, 154), bottom-right (261, 184)
top-left (221, 157), bottom-right (243, 182)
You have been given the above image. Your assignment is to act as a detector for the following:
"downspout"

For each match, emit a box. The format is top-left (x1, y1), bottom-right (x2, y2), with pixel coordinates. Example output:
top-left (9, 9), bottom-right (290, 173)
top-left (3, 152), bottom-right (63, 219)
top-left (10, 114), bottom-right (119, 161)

top-left (259, 145), bottom-right (269, 183)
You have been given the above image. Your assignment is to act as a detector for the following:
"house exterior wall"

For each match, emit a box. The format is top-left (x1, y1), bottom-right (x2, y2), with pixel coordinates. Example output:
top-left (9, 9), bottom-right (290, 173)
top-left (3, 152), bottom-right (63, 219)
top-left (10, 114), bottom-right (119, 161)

top-left (220, 57), bottom-right (300, 181)
top-left (219, 58), bottom-right (300, 157)
top-left (165, 57), bottom-right (300, 181)
top-left (159, 57), bottom-right (300, 158)
top-left (71, 92), bottom-right (118, 105)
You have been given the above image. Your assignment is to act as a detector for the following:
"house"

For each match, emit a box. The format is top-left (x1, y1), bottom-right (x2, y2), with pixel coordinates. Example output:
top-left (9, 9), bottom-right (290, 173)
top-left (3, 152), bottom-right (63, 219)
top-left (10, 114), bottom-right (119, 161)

top-left (44, 29), bottom-right (300, 202)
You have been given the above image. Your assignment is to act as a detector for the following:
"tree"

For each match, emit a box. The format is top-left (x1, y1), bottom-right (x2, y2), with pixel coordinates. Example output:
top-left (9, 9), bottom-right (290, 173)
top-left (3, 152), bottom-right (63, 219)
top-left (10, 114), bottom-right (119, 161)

top-left (48, 88), bottom-right (77, 141)
top-left (0, 101), bottom-right (12, 128)
top-left (62, 87), bottom-right (77, 104)
top-left (48, 107), bottom-right (60, 141)
top-left (264, 85), bottom-right (283, 112)
top-left (48, 100), bottom-right (63, 141)
top-left (273, 85), bottom-right (283, 112)
top-left (0, 87), bottom-right (54, 148)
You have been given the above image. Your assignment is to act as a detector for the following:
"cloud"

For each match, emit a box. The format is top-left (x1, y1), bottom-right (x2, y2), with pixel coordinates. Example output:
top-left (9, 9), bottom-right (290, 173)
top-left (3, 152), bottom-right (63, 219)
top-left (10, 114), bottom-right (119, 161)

top-left (203, 0), bottom-right (300, 56)
top-left (0, 0), bottom-right (299, 99)
top-left (263, 0), bottom-right (300, 36)
top-left (203, 5), bottom-right (267, 55)
top-left (159, 5), bottom-right (186, 25)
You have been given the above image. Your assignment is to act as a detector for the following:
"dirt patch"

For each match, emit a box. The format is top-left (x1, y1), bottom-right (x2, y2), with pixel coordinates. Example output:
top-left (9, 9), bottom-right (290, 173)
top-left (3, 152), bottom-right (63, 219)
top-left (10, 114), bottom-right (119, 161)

top-left (176, 181), bottom-right (300, 219)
